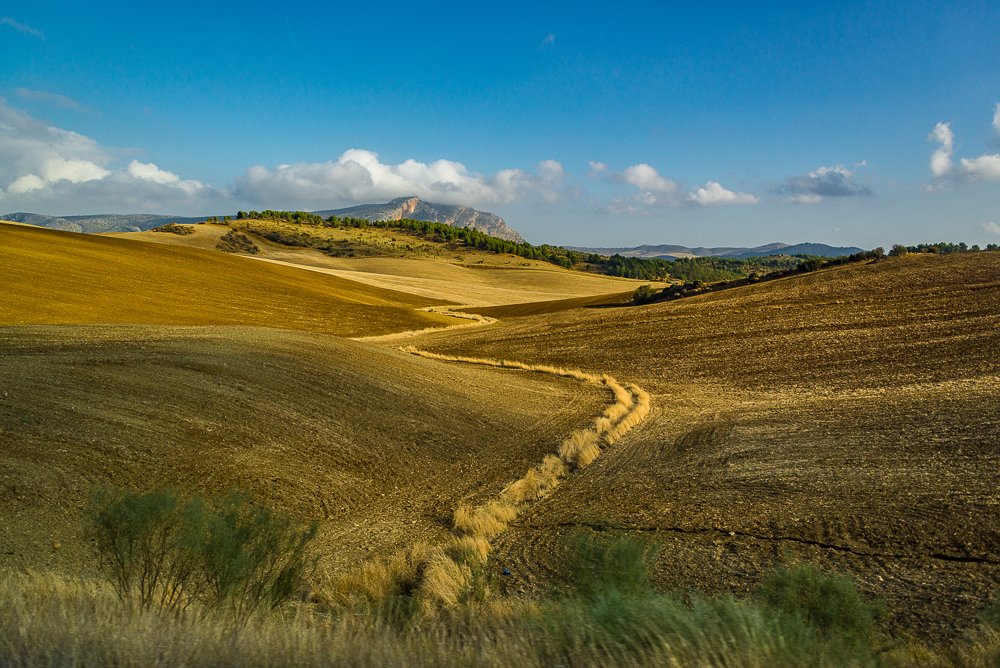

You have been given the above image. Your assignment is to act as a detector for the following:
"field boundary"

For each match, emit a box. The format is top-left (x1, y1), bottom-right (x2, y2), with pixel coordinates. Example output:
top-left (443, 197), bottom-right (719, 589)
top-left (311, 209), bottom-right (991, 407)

top-left (351, 306), bottom-right (497, 343)
top-left (391, 345), bottom-right (651, 608)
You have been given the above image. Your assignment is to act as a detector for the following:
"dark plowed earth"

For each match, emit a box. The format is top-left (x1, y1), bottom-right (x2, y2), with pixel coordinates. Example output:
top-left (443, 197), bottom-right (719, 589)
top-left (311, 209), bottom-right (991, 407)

top-left (410, 253), bottom-right (1000, 640)
top-left (0, 325), bottom-right (607, 577)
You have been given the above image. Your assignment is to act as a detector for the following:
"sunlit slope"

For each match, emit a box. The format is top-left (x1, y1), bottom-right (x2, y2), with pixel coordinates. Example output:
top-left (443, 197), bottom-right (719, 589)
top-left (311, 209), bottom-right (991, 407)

top-left (113, 222), bottom-right (654, 306)
top-left (0, 223), bottom-right (451, 336)
top-left (413, 253), bottom-right (1000, 638)
top-left (0, 325), bottom-right (606, 575)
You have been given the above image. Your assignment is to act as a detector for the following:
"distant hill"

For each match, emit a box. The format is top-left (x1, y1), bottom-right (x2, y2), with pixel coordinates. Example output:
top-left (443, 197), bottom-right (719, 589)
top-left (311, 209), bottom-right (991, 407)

top-left (568, 241), bottom-right (866, 260)
top-left (1, 212), bottom-right (208, 234)
top-left (3, 197), bottom-right (524, 242)
top-left (314, 196), bottom-right (524, 243)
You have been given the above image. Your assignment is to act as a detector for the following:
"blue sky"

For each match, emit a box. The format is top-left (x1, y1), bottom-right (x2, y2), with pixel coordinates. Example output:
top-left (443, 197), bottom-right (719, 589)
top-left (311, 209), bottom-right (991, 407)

top-left (2, 1), bottom-right (999, 247)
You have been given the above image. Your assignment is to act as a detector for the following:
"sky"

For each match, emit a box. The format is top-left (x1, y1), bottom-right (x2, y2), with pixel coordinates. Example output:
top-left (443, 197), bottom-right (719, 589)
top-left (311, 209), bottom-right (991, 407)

top-left (1, 1), bottom-right (999, 247)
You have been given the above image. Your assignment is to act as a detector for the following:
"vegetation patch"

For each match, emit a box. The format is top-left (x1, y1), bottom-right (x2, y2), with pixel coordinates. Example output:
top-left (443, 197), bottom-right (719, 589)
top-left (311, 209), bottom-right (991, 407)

top-left (216, 230), bottom-right (261, 254)
top-left (150, 222), bottom-right (195, 235)
top-left (89, 487), bottom-right (317, 623)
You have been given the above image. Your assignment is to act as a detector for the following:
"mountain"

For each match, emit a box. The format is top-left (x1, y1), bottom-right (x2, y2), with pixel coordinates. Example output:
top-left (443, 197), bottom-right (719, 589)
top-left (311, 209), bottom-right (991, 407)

top-left (568, 242), bottom-right (866, 260)
top-left (1, 212), bottom-right (208, 234)
top-left (313, 196), bottom-right (524, 243)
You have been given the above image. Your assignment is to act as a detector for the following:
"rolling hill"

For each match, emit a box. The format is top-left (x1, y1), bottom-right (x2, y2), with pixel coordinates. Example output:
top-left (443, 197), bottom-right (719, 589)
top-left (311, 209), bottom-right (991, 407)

top-left (406, 251), bottom-right (1000, 639)
top-left (0, 222), bottom-right (454, 335)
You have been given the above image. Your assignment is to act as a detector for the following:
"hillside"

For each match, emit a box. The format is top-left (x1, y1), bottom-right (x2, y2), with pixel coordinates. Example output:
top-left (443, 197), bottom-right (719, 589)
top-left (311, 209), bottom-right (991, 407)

top-left (405, 252), bottom-right (1000, 639)
top-left (0, 222), bottom-right (454, 335)
top-left (314, 196), bottom-right (524, 242)
top-left (111, 221), bottom-right (651, 306)
top-left (0, 212), bottom-right (209, 234)
top-left (0, 326), bottom-right (607, 575)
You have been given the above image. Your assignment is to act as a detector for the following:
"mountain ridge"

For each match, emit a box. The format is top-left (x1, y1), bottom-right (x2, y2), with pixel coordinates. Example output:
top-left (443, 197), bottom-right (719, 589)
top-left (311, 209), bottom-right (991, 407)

top-left (3, 197), bottom-right (525, 242)
top-left (568, 241), bottom-right (866, 259)
top-left (313, 196), bottom-right (524, 243)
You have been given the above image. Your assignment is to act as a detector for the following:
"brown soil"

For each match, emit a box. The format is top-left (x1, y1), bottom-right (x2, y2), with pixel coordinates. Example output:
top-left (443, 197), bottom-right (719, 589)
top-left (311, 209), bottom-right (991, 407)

top-left (408, 253), bottom-right (1000, 640)
top-left (0, 325), bottom-right (606, 579)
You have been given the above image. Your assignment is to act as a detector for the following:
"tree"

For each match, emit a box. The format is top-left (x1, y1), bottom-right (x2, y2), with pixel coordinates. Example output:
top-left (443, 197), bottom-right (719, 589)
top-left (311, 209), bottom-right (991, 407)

top-left (888, 244), bottom-right (909, 257)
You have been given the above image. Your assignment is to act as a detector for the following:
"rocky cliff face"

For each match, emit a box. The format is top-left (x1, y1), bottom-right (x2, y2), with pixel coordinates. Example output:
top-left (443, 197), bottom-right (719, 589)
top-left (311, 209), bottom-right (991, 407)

top-left (315, 197), bottom-right (525, 243)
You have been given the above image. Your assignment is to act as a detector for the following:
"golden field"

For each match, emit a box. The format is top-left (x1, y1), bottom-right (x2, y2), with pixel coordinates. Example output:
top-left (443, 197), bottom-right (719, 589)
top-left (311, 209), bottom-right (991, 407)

top-left (1, 221), bottom-right (998, 663)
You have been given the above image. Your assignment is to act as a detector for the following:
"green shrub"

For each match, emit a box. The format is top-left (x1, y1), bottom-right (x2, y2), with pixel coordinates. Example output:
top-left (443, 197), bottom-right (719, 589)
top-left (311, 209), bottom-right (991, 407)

top-left (87, 487), bottom-right (208, 612)
top-left (200, 492), bottom-right (317, 622)
top-left (87, 487), bottom-right (316, 622)
top-left (632, 284), bottom-right (658, 305)
top-left (754, 562), bottom-right (881, 641)
top-left (566, 531), bottom-right (654, 599)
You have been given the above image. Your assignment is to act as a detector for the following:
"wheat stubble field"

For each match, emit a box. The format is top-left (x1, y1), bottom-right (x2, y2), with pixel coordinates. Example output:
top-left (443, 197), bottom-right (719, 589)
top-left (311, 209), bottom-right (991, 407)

top-left (1, 221), bottom-right (998, 663)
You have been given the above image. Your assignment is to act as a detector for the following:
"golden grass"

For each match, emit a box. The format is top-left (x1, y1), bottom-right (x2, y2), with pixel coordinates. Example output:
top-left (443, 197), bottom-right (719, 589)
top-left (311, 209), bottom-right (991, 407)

top-left (384, 345), bottom-right (651, 609)
top-left (0, 222), bottom-right (452, 336)
top-left (113, 219), bottom-right (654, 307)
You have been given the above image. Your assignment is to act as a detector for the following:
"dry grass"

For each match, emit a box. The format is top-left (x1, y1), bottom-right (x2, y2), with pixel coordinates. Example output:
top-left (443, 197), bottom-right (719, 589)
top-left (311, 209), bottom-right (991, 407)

top-left (0, 222), bottom-right (452, 336)
top-left (113, 219), bottom-right (652, 307)
top-left (382, 346), bottom-right (652, 609)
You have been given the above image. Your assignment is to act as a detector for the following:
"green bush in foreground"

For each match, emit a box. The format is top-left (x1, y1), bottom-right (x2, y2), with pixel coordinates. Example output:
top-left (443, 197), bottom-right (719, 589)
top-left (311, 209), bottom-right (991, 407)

top-left (754, 561), bottom-right (883, 642)
top-left (88, 487), bottom-right (316, 622)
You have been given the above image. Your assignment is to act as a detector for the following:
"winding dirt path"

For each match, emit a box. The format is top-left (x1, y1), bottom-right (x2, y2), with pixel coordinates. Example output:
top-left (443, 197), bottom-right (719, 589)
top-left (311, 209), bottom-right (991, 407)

top-left (351, 306), bottom-right (652, 607)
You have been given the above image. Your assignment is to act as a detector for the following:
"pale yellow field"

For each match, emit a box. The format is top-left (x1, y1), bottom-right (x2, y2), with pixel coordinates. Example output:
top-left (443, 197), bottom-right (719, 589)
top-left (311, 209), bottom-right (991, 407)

top-left (112, 222), bottom-right (656, 306)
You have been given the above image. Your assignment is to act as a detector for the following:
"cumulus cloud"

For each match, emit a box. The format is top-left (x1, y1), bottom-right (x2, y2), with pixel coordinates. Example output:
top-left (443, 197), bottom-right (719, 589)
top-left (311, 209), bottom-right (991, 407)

top-left (594, 161), bottom-right (757, 212)
top-left (687, 181), bottom-right (758, 207)
top-left (779, 164), bottom-right (873, 203)
top-left (1, 17), bottom-right (42, 38)
top-left (982, 222), bottom-right (1000, 236)
top-left (587, 160), bottom-right (608, 176)
top-left (960, 154), bottom-right (1000, 181)
top-left (927, 108), bottom-right (1000, 183)
top-left (928, 122), bottom-right (955, 177)
top-left (15, 88), bottom-right (81, 110)
top-left (0, 98), bottom-right (223, 213)
top-left (235, 149), bottom-right (565, 210)
top-left (619, 163), bottom-right (679, 193)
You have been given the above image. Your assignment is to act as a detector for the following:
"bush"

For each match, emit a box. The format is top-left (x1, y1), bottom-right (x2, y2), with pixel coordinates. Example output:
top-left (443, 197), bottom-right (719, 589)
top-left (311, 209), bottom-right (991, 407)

top-left (888, 244), bottom-right (909, 257)
top-left (216, 230), bottom-right (261, 255)
top-left (150, 223), bottom-right (195, 235)
top-left (87, 487), bottom-right (316, 622)
top-left (754, 562), bottom-right (881, 641)
top-left (632, 284), bottom-right (658, 305)
top-left (200, 492), bottom-right (318, 621)
top-left (566, 531), bottom-right (655, 599)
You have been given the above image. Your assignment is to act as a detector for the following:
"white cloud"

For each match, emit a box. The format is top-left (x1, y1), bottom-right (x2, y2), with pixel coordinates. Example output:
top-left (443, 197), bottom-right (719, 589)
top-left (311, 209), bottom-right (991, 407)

top-left (927, 111), bottom-right (1000, 183)
top-left (687, 181), bottom-right (758, 207)
top-left (928, 122), bottom-right (954, 177)
top-left (981, 222), bottom-right (1000, 236)
top-left (0, 98), bottom-right (224, 214)
top-left (15, 88), bottom-right (81, 110)
top-left (960, 154), bottom-right (1000, 181)
top-left (0, 17), bottom-right (42, 38)
top-left (587, 160), bottom-right (608, 175)
top-left (619, 163), bottom-right (679, 193)
top-left (541, 33), bottom-right (555, 46)
top-left (235, 149), bottom-right (564, 209)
